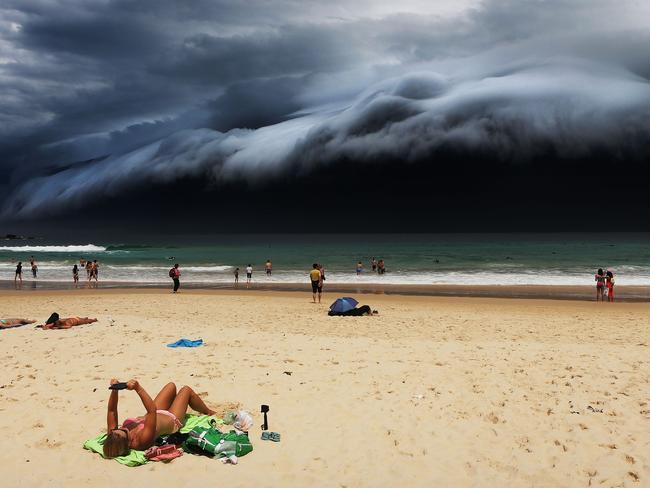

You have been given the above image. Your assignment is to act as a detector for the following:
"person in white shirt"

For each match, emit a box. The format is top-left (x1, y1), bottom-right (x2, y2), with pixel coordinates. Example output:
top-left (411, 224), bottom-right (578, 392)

top-left (246, 264), bottom-right (253, 288)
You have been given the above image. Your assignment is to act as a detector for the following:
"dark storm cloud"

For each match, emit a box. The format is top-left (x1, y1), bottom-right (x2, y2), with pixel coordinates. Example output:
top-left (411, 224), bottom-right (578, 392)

top-left (1, 0), bottom-right (649, 219)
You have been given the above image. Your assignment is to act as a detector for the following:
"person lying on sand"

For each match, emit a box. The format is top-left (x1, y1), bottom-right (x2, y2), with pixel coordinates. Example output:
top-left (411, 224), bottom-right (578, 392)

top-left (0, 318), bottom-right (36, 329)
top-left (37, 317), bottom-right (98, 329)
top-left (328, 305), bottom-right (378, 316)
top-left (103, 380), bottom-right (216, 458)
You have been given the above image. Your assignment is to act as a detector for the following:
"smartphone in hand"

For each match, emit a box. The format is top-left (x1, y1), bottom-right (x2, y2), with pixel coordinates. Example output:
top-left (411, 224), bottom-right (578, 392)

top-left (109, 382), bottom-right (128, 390)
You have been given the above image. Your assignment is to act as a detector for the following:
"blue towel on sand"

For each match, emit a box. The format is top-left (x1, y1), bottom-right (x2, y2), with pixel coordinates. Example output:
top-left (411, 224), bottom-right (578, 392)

top-left (167, 338), bottom-right (203, 348)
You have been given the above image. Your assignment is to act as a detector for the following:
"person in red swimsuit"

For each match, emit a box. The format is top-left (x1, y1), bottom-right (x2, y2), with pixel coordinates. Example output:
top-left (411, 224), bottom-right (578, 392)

top-left (103, 379), bottom-right (216, 458)
top-left (606, 270), bottom-right (615, 302)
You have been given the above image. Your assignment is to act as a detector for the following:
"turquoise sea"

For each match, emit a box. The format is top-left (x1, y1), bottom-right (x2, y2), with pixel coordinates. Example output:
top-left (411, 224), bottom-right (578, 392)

top-left (2, 234), bottom-right (650, 286)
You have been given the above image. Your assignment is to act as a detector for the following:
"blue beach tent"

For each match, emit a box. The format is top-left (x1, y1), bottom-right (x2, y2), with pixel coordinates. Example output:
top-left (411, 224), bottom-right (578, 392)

top-left (329, 297), bottom-right (359, 313)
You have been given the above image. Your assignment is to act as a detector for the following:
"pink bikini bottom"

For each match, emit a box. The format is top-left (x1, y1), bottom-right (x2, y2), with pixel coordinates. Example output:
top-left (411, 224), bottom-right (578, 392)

top-left (157, 409), bottom-right (183, 432)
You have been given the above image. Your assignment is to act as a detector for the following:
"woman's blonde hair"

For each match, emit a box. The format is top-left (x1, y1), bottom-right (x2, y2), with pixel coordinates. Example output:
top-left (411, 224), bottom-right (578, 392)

top-left (103, 430), bottom-right (129, 458)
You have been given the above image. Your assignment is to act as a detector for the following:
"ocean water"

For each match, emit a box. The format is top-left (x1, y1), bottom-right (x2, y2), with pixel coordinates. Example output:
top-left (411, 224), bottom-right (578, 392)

top-left (1, 234), bottom-right (650, 286)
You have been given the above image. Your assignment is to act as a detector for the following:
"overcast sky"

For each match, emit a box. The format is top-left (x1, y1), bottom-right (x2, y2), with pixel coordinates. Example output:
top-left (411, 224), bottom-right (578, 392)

top-left (1, 0), bottom-right (649, 230)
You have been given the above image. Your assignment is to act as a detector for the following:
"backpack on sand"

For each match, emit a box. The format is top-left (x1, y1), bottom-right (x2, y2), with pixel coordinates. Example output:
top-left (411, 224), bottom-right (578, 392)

top-left (183, 426), bottom-right (253, 459)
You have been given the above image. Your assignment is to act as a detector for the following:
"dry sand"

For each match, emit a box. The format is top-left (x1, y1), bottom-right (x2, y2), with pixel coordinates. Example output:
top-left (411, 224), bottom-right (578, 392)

top-left (1, 289), bottom-right (648, 487)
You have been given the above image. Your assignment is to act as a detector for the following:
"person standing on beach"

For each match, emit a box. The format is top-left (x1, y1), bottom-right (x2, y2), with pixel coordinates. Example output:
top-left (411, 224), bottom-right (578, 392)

top-left (86, 260), bottom-right (93, 279)
top-left (246, 264), bottom-right (253, 288)
top-left (371, 257), bottom-right (377, 273)
top-left (91, 260), bottom-right (99, 286)
top-left (310, 263), bottom-right (322, 303)
top-left (606, 270), bottom-right (615, 302)
top-left (73, 264), bottom-right (79, 286)
top-left (595, 268), bottom-right (606, 301)
top-left (318, 263), bottom-right (325, 299)
top-left (169, 264), bottom-right (181, 293)
top-left (234, 267), bottom-right (239, 286)
top-left (15, 261), bottom-right (22, 283)
top-left (356, 261), bottom-right (363, 276)
top-left (30, 256), bottom-right (38, 278)
top-left (378, 259), bottom-right (386, 275)
top-left (265, 260), bottom-right (272, 277)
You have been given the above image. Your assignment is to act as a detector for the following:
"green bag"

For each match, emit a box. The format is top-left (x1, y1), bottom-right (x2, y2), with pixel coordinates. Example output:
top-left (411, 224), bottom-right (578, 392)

top-left (183, 425), bottom-right (253, 459)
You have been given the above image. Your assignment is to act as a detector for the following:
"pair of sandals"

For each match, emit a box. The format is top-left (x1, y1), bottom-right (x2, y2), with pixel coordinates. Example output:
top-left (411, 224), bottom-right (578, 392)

top-left (260, 431), bottom-right (281, 442)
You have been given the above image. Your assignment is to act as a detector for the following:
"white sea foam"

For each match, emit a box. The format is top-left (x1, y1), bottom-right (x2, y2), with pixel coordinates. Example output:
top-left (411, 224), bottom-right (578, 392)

top-left (3, 266), bottom-right (650, 286)
top-left (0, 244), bottom-right (106, 253)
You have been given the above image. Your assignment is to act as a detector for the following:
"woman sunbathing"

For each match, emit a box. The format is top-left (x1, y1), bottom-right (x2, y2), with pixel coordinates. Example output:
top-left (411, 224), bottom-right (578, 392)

top-left (103, 379), bottom-right (216, 458)
top-left (37, 317), bottom-right (98, 329)
top-left (0, 318), bottom-right (36, 329)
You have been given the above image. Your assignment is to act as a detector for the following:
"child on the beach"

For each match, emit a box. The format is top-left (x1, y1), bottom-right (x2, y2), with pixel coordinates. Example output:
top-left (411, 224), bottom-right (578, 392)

top-left (606, 270), bottom-right (615, 302)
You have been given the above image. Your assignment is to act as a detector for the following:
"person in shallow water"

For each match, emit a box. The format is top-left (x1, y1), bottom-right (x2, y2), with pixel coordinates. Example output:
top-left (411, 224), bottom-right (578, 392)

top-left (15, 261), bottom-right (22, 283)
top-left (102, 380), bottom-right (216, 458)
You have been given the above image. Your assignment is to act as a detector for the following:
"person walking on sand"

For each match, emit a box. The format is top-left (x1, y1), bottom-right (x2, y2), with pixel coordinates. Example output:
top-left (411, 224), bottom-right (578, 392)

top-left (234, 267), bottom-right (239, 286)
top-left (14, 261), bottom-right (23, 283)
top-left (595, 268), bottom-right (606, 301)
top-left (356, 261), bottom-right (363, 276)
top-left (265, 259), bottom-right (272, 277)
top-left (246, 264), bottom-right (253, 288)
top-left (309, 263), bottom-right (322, 303)
top-left (606, 270), bottom-right (615, 302)
top-left (169, 263), bottom-right (181, 293)
top-left (73, 264), bottom-right (79, 286)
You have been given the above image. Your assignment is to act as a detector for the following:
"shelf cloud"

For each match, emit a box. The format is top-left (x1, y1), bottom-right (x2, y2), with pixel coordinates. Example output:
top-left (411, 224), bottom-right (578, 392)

top-left (1, 0), bottom-right (649, 220)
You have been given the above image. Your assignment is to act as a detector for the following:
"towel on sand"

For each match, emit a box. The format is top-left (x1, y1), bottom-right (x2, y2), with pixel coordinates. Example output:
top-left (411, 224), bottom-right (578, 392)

top-left (167, 338), bottom-right (203, 348)
top-left (84, 414), bottom-right (223, 466)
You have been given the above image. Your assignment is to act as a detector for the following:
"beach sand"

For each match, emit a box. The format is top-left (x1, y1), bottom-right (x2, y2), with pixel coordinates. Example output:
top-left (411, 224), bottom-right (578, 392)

top-left (1, 289), bottom-right (648, 487)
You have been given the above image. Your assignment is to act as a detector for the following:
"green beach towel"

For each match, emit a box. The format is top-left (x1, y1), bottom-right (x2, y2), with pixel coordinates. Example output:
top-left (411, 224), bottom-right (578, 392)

top-left (83, 414), bottom-right (224, 466)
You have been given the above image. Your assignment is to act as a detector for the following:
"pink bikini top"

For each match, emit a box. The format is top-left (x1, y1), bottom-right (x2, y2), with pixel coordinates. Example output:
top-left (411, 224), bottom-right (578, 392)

top-left (122, 417), bottom-right (145, 430)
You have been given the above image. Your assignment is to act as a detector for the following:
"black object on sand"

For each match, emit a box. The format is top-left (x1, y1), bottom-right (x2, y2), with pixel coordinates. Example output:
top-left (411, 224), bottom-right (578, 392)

top-left (261, 404), bottom-right (269, 431)
top-left (45, 313), bottom-right (60, 325)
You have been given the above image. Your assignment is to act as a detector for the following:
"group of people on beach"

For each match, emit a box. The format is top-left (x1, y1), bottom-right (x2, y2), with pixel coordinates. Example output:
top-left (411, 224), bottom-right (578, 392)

top-left (73, 258), bottom-right (100, 287)
top-left (595, 268), bottom-right (615, 302)
top-left (13, 255), bottom-right (38, 283)
top-left (357, 257), bottom-right (386, 276)
top-left (13, 256), bottom-right (100, 287)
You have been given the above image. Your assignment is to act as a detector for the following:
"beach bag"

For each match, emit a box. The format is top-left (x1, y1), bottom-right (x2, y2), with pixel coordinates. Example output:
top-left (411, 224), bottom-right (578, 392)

top-left (144, 444), bottom-right (182, 462)
top-left (183, 425), bottom-right (253, 459)
top-left (169, 268), bottom-right (175, 278)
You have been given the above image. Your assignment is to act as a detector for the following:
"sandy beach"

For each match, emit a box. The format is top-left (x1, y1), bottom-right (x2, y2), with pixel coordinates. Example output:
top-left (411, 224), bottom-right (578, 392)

top-left (1, 288), bottom-right (648, 487)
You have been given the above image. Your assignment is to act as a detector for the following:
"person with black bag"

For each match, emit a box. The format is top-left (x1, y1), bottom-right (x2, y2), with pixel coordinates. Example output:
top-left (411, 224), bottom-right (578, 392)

top-left (169, 263), bottom-right (181, 293)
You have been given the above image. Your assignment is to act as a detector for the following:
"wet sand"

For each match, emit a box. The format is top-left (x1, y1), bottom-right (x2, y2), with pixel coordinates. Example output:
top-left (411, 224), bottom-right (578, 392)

top-left (2, 280), bottom-right (649, 301)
